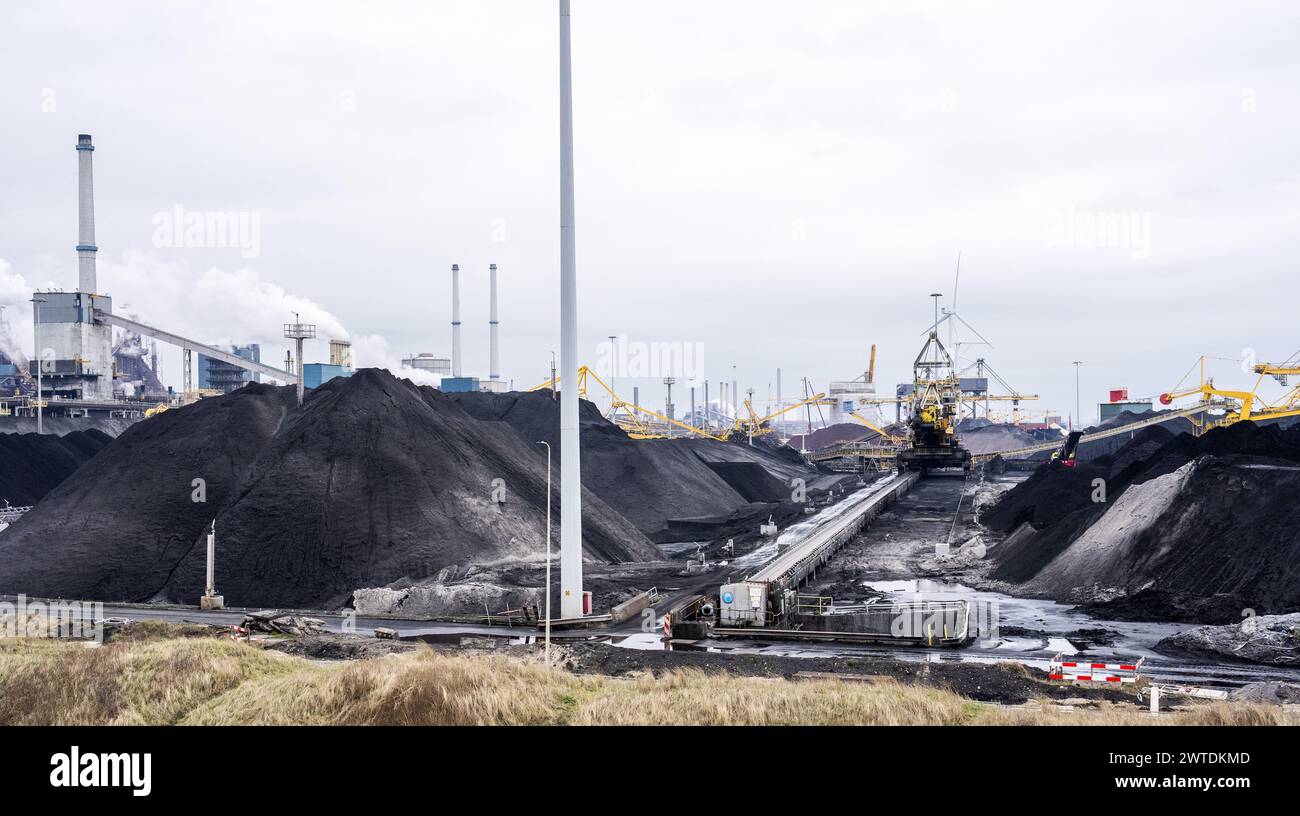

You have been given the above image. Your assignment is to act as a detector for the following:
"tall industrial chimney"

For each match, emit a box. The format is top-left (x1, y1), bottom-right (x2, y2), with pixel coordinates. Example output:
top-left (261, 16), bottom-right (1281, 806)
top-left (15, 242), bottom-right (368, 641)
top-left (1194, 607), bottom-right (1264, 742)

top-left (76, 134), bottom-right (97, 294)
top-left (489, 263), bottom-right (500, 381)
top-left (451, 263), bottom-right (462, 378)
top-left (558, 0), bottom-right (584, 619)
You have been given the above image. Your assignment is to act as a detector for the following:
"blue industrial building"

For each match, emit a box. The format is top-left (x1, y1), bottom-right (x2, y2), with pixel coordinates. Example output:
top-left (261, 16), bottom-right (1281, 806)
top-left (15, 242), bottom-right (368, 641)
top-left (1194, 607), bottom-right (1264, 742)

top-left (304, 363), bottom-right (353, 389)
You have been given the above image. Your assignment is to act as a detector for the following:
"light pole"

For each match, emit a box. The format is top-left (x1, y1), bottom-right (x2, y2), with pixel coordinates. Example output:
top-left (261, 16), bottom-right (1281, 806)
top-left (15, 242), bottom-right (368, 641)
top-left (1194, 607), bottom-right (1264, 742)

top-left (29, 296), bottom-right (47, 434)
top-left (284, 313), bottom-right (316, 407)
top-left (1072, 361), bottom-right (1083, 430)
top-left (537, 440), bottom-right (553, 664)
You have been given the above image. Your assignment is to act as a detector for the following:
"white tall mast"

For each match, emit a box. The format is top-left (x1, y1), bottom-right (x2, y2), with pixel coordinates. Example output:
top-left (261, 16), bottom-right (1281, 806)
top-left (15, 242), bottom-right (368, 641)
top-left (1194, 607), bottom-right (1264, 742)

top-left (558, 0), bottom-right (584, 618)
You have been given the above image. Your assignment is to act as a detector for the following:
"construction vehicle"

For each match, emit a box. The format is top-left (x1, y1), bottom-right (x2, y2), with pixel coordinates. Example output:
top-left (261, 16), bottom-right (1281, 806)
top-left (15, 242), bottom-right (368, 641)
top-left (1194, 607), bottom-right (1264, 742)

top-left (1048, 430), bottom-right (1082, 468)
top-left (896, 327), bottom-right (971, 474)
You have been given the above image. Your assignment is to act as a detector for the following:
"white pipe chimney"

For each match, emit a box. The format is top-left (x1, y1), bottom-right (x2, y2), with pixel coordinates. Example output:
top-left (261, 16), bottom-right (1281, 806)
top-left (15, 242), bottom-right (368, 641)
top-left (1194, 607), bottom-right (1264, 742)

top-left (559, 0), bottom-right (584, 619)
top-left (451, 263), bottom-right (462, 378)
top-left (489, 263), bottom-right (500, 381)
top-left (76, 134), bottom-right (97, 294)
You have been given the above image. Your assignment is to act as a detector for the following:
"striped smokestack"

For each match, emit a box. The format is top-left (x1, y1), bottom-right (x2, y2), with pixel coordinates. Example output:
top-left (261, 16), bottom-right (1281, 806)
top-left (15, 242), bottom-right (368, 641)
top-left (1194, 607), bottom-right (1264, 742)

top-left (76, 134), bottom-right (97, 294)
top-left (451, 263), bottom-right (462, 377)
top-left (489, 263), bottom-right (499, 381)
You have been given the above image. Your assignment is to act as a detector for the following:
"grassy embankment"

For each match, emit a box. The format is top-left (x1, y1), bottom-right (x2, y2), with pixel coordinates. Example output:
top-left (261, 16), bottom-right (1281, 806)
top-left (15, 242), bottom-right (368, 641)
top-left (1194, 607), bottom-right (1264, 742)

top-left (0, 621), bottom-right (1290, 726)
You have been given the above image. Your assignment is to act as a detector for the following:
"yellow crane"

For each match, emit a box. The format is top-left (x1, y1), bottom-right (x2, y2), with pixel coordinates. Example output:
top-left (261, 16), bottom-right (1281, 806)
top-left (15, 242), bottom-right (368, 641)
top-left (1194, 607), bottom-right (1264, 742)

top-left (1254, 360), bottom-right (1300, 386)
top-left (526, 365), bottom-right (727, 441)
top-left (736, 391), bottom-right (835, 437)
top-left (1157, 355), bottom-right (1300, 433)
top-left (847, 410), bottom-right (908, 445)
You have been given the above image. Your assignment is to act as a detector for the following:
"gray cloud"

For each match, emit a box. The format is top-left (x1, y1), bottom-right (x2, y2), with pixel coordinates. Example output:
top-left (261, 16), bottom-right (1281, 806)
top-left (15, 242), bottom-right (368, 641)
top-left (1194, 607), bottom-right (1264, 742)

top-left (2, 0), bottom-right (1297, 422)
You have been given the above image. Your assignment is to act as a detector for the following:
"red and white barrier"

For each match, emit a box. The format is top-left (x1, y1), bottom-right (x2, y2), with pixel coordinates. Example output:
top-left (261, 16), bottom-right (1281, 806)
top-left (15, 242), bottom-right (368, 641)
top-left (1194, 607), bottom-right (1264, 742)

top-left (1049, 654), bottom-right (1144, 684)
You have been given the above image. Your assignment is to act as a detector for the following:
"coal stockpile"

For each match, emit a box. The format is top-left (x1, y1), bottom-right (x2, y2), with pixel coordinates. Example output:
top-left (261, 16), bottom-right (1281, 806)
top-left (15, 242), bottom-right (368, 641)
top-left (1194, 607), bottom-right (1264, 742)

top-left (0, 415), bottom-right (140, 437)
top-left (449, 391), bottom-right (848, 541)
top-left (0, 429), bottom-right (113, 507)
top-left (784, 422), bottom-right (876, 452)
top-left (0, 370), bottom-right (658, 608)
top-left (985, 421), bottom-right (1300, 621)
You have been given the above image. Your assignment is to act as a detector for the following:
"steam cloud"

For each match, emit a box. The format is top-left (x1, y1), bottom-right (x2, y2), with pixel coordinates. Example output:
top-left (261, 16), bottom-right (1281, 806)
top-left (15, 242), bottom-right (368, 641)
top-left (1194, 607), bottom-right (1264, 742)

top-left (0, 253), bottom-right (440, 389)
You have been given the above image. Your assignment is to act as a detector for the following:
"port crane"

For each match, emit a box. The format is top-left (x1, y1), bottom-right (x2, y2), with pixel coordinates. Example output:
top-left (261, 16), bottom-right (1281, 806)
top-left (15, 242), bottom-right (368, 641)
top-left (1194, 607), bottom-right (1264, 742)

top-left (847, 410), bottom-right (908, 446)
top-left (734, 391), bottom-right (835, 439)
top-left (1158, 355), bottom-right (1300, 434)
top-left (526, 365), bottom-right (728, 441)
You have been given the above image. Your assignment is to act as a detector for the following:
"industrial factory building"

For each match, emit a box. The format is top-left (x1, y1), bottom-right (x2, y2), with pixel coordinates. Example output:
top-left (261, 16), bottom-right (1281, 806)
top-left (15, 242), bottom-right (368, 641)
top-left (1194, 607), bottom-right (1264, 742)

top-left (303, 339), bottom-right (355, 389)
top-left (20, 133), bottom-right (302, 421)
top-left (198, 344), bottom-right (262, 393)
top-left (1099, 387), bottom-right (1153, 422)
top-left (402, 353), bottom-right (451, 375)
top-left (16, 132), bottom-right (510, 426)
top-left (32, 136), bottom-right (116, 406)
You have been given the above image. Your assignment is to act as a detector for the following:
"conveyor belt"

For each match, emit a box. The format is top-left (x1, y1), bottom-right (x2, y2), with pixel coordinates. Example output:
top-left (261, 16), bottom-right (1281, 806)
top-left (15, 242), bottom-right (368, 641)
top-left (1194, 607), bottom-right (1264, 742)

top-left (972, 403), bottom-right (1218, 461)
top-left (748, 472), bottom-right (920, 591)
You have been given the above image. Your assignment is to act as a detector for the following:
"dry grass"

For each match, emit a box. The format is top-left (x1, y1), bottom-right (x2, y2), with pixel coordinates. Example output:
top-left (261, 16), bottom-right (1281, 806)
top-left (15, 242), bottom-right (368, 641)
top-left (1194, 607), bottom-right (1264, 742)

top-left (1, 629), bottom-right (1296, 726)
top-left (186, 651), bottom-right (575, 725)
top-left (0, 634), bottom-right (296, 725)
top-left (568, 670), bottom-right (977, 725)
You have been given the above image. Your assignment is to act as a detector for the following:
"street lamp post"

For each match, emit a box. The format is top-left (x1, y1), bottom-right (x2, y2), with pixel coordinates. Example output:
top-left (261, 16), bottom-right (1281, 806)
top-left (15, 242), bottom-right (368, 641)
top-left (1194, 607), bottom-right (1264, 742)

top-left (537, 440), bottom-right (553, 664)
top-left (29, 296), bottom-right (47, 434)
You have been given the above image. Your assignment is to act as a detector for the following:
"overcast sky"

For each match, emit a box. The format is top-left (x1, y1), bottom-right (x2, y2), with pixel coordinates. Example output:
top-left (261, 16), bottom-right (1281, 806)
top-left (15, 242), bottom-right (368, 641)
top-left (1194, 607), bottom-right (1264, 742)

top-left (2, 0), bottom-right (1297, 424)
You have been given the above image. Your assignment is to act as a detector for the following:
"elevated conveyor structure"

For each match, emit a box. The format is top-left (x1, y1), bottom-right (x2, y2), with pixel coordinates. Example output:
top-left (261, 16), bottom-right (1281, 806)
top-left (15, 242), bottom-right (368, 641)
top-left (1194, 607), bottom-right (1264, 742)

top-left (94, 310), bottom-right (297, 384)
top-left (718, 473), bottom-right (926, 630)
top-left (969, 403), bottom-right (1219, 461)
top-left (748, 472), bottom-right (920, 592)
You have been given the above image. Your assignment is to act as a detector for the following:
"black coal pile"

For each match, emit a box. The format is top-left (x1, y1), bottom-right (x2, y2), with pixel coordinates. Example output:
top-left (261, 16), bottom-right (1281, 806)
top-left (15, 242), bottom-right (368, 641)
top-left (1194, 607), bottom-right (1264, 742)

top-left (984, 421), bottom-right (1300, 621)
top-left (0, 429), bottom-right (112, 507)
top-left (784, 422), bottom-right (876, 452)
top-left (449, 390), bottom-right (850, 542)
top-left (0, 370), bottom-right (657, 608)
top-left (0, 415), bottom-right (140, 437)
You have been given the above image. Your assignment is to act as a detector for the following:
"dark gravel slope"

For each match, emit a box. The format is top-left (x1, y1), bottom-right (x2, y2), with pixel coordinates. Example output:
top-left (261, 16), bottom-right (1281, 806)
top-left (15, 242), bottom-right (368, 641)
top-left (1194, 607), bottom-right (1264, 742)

top-left (0, 370), bottom-right (658, 607)
top-left (0, 429), bottom-right (113, 507)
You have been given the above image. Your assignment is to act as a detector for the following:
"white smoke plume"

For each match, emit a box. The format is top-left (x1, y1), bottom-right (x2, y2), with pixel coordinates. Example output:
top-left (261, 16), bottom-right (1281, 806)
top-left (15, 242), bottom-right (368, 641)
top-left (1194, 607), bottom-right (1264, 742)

top-left (349, 333), bottom-right (443, 388)
top-left (0, 252), bottom-right (436, 390)
top-left (0, 259), bottom-right (34, 374)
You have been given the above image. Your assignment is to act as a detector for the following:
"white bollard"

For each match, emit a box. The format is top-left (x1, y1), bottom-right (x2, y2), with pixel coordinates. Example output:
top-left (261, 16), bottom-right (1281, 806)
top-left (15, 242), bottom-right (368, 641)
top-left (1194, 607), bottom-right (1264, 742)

top-left (1149, 685), bottom-right (1160, 715)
